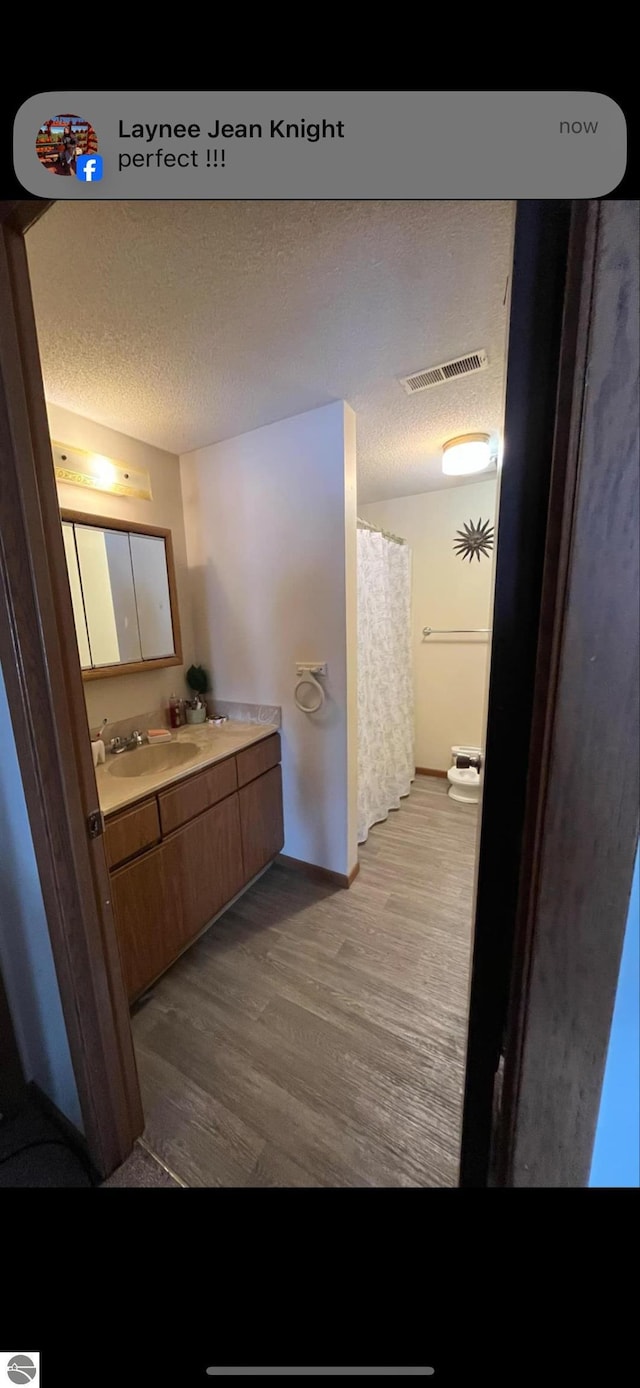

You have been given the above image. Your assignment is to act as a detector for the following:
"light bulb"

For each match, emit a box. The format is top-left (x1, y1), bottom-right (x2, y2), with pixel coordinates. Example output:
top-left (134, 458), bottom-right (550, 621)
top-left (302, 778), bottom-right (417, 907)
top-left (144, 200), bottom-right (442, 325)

top-left (442, 433), bottom-right (492, 476)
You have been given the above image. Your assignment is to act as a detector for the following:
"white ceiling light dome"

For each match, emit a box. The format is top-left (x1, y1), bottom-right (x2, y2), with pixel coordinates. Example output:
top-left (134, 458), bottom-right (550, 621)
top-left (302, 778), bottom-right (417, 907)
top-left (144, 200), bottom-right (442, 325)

top-left (442, 432), bottom-right (492, 477)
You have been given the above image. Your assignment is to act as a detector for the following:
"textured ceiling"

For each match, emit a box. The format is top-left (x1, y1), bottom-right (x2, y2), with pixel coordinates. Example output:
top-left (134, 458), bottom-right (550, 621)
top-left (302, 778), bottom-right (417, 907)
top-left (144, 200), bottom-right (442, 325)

top-left (27, 200), bottom-right (514, 502)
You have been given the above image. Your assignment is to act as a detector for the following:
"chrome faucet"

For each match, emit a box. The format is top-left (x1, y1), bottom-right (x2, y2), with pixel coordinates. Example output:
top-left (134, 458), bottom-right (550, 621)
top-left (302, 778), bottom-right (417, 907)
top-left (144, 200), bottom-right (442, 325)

top-left (109, 730), bottom-right (145, 755)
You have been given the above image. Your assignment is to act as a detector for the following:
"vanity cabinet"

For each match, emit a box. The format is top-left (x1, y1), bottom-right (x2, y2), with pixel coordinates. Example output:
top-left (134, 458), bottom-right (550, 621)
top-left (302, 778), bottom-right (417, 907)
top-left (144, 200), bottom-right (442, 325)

top-left (107, 733), bottom-right (283, 1001)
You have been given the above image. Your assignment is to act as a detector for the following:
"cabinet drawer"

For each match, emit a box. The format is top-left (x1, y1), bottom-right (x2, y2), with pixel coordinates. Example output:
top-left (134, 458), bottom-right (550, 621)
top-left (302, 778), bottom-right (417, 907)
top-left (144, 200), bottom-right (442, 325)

top-left (236, 732), bottom-right (281, 788)
top-left (158, 755), bottom-right (237, 836)
top-left (104, 797), bottom-right (160, 869)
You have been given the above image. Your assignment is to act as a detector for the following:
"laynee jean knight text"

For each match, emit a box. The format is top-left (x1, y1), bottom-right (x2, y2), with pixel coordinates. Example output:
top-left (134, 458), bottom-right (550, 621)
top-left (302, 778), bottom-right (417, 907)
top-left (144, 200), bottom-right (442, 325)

top-left (119, 119), bottom-right (345, 143)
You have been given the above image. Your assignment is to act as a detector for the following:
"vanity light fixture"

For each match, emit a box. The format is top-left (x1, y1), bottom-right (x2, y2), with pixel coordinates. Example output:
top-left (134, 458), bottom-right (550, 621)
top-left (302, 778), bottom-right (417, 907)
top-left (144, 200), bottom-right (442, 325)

top-left (51, 440), bottom-right (152, 500)
top-left (441, 432), bottom-right (492, 477)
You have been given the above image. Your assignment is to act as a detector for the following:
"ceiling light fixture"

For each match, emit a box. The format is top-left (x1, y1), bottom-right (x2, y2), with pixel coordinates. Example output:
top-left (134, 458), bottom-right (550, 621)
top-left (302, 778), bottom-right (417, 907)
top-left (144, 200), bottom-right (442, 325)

top-left (442, 432), bottom-right (492, 477)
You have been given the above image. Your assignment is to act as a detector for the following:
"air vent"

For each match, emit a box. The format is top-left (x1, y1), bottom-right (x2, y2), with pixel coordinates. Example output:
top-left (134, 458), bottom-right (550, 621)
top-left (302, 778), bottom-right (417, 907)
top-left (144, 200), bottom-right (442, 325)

top-left (399, 349), bottom-right (489, 395)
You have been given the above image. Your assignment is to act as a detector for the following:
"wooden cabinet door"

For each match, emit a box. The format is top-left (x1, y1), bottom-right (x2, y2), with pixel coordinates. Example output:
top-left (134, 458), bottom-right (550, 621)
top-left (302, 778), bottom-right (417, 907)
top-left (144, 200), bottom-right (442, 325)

top-left (162, 793), bottom-right (245, 944)
top-left (111, 770), bottom-right (282, 1000)
top-left (238, 765), bottom-right (284, 882)
top-left (111, 843), bottom-right (184, 1001)
top-left (112, 795), bottom-right (245, 1000)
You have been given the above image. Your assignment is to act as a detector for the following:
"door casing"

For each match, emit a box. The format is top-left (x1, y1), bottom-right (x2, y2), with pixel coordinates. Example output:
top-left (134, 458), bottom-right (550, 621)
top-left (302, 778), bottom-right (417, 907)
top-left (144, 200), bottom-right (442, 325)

top-left (0, 199), bottom-right (143, 1177)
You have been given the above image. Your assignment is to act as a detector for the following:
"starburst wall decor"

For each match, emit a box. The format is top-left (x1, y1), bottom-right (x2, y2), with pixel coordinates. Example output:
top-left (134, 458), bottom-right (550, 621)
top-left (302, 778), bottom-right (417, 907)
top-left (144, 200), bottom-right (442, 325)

top-left (453, 517), bottom-right (495, 563)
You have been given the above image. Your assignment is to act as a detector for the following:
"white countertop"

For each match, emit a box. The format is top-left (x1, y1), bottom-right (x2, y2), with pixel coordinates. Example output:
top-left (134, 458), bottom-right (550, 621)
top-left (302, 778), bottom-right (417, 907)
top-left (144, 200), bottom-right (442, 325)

top-left (96, 721), bottom-right (279, 817)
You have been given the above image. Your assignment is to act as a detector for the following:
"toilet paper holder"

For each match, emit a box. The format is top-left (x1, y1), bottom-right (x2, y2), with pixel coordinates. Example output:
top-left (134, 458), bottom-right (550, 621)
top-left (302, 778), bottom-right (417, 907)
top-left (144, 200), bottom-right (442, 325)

top-left (294, 662), bottom-right (327, 713)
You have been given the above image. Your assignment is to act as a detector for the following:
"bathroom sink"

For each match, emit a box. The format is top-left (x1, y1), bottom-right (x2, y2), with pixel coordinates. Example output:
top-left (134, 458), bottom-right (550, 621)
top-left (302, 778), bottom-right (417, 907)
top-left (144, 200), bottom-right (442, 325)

top-left (107, 741), bottom-right (200, 779)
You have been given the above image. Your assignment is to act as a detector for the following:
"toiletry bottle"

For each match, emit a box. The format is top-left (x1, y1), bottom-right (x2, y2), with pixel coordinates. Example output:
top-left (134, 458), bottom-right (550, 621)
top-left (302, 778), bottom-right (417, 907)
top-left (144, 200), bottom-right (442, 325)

top-left (168, 694), bottom-right (181, 729)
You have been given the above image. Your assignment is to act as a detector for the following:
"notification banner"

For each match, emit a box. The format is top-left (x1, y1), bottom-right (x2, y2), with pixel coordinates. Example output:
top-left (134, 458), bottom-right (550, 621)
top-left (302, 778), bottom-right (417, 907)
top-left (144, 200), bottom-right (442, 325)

top-left (16, 90), bottom-right (626, 199)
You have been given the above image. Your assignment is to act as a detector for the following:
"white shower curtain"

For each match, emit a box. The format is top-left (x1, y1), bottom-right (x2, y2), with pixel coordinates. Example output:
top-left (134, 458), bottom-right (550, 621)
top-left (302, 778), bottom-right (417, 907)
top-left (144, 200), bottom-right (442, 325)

top-left (357, 526), bottom-right (414, 843)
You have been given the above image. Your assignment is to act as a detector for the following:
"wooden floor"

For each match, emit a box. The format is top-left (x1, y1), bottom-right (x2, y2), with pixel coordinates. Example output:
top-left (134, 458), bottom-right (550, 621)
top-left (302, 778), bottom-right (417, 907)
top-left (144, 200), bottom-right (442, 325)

top-left (132, 776), bottom-right (478, 1187)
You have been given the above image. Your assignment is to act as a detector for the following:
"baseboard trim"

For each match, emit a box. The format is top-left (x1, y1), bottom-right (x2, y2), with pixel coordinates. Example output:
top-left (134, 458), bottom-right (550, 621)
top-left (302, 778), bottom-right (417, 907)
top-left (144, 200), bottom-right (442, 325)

top-left (276, 854), bottom-right (360, 890)
top-left (415, 766), bottom-right (448, 778)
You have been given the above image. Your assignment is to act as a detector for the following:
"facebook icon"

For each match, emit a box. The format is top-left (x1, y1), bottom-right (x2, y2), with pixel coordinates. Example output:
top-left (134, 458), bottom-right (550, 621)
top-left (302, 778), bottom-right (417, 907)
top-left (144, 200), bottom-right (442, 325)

top-left (77, 154), bottom-right (103, 183)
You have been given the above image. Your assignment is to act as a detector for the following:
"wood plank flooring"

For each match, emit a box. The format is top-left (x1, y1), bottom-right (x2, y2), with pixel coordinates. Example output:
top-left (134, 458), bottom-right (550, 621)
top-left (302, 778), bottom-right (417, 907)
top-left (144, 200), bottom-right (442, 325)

top-left (132, 777), bottom-right (477, 1187)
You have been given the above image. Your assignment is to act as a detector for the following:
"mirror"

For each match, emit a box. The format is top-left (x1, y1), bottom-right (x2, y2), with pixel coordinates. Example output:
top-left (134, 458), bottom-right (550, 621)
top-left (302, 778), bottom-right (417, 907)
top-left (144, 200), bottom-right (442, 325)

top-left (61, 510), bottom-right (182, 679)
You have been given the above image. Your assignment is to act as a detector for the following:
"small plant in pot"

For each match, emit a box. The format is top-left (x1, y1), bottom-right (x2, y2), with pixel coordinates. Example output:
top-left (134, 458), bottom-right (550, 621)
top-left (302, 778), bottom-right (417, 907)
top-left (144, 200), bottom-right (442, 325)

top-left (185, 664), bottom-right (209, 723)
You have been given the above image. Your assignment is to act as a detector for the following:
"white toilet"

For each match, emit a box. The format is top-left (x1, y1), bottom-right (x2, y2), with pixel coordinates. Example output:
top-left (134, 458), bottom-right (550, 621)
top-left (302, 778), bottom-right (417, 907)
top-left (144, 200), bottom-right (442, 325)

top-left (447, 745), bottom-right (482, 804)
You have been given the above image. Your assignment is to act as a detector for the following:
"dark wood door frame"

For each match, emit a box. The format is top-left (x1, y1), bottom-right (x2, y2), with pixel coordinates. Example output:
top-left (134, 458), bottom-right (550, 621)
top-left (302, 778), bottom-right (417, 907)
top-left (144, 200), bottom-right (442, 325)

top-left (461, 199), bottom-right (639, 1186)
top-left (498, 199), bottom-right (639, 1186)
top-left (0, 200), bottom-right (143, 1177)
top-left (460, 199), bottom-right (578, 1186)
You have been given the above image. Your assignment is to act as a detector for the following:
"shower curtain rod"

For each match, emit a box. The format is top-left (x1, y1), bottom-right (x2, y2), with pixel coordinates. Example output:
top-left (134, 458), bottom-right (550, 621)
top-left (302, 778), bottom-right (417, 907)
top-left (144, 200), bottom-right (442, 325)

top-left (357, 517), bottom-right (407, 546)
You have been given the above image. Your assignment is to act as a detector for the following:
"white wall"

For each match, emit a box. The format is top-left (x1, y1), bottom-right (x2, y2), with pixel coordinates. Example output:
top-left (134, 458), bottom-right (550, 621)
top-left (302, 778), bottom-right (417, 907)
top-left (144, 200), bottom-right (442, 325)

top-left (180, 401), bottom-right (358, 878)
top-left (0, 664), bottom-right (82, 1128)
top-left (360, 478), bottom-right (497, 770)
top-left (48, 403), bottom-right (194, 730)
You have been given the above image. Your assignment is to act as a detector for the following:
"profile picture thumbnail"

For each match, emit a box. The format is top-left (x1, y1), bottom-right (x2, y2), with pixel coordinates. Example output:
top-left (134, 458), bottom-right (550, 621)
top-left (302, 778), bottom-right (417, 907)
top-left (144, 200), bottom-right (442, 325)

top-left (36, 113), bottom-right (99, 176)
